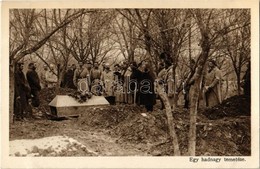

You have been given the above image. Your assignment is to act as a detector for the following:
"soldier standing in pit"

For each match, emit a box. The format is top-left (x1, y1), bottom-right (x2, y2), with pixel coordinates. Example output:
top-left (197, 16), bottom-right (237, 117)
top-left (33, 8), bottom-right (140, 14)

top-left (26, 62), bottom-right (41, 107)
top-left (14, 62), bottom-right (31, 120)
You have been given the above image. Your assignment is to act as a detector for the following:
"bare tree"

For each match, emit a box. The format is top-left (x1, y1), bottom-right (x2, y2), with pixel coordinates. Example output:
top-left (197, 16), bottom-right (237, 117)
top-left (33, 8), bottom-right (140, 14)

top-left (111, 12), bottom-right (140, 62)
top-left (221, 10), bottom-right (250, 95)
top-left (9, 9), bottom-right (87, 123)
top-left (66, 10), bottom-right (117, 65)
top-left (187, 9), bottom-right (250, 155)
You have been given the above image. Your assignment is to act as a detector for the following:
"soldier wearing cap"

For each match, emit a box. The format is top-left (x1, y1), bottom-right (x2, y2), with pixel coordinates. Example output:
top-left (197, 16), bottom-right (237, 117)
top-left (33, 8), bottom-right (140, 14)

top-left (26, 62), bottom-right (41, 107)
top-left (101, 63), bottom-right (116, 104)
top-left (101, 63), bottom-right (114, 96)
top-left (73, 61), bottom-right (90, 92)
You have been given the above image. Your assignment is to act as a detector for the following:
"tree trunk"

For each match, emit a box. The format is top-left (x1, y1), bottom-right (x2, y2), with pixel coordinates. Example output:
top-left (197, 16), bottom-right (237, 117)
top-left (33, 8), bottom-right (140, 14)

top-left (188, 75), bottom-right (203, 156)
top-left (236, 73), bottom-right (241, 95)
top-left (187, 21), bottom-right (211, 155)
top-left (56, 68), bottom-right (66, 94)
top-left (172, 66), bottom-right (178, 110)
top-left (157, 85), bottom-right (181, 155)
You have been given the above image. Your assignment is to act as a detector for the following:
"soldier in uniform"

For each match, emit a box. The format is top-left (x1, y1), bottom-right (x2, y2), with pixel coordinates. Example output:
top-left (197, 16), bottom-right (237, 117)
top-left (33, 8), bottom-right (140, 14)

top-left (90, 62), bottom-right (102, 95)
top-left (64, 64), bottom-right (77, 89)
top-left (26, 62), bottom-right (41, 107)
top-left (14, 62), bottom-right (31, 120)
top-left (203, 59), bottom-right (222, 107)
top-left (73, 61), bottom-right (89, 92)
top-left (101, 63), bottom-right (115, 104)
top-left (114, 64), bottom-right (124, 104)
top-left (132, 60), bottom-right (156, 112)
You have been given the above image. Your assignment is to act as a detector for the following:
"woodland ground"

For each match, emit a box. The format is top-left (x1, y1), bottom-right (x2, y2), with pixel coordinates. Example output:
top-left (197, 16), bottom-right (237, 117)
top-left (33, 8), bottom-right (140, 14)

top-left (9, 88), bottom-right (251, 156)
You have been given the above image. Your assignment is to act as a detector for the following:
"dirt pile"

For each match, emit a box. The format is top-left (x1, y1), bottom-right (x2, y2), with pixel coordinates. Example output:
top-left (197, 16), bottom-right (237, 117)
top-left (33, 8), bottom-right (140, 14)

top-left (196, 116), bottom-right (250, 156)
top-left (113, 110), bottom-right (168, 144)
top-left (202, 95), bottom-right (250, 120)
top-left (149, 116), bottom-right (250, 156)
top-left (77, 105), bottom-right (169, 145)
top-left (149, 95), bottom-right (251, 156)
top-left (77, 105), bottom-right (143, 129)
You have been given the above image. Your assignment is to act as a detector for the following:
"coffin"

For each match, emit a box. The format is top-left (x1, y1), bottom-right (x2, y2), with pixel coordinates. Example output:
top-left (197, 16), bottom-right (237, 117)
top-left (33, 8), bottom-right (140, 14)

top-left (48, 95), bottom-right (109, 117)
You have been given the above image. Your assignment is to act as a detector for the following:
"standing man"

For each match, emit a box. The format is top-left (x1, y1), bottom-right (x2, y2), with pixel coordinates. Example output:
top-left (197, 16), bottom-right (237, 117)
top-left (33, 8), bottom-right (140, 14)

top-left (114, 63), bottom-right (124, 104)
top-left (73, 61), bottom-right (89, 91)
top-left (90, 62), bottom-right (102, 95)
top-left (123, 62), bottom-right (134, 104)
top-left (14, 62), bottom-right (31, 120)
top-left (26, 62), bottom-right (41, 107)
top-left (64, 64), bottom-right (77, 89)
top-left (203, 59), bottom-right (222, 107)
top-left (132, 60), bottom-right (156, 112)
top-left (101, 63), bottom-right (115, 104)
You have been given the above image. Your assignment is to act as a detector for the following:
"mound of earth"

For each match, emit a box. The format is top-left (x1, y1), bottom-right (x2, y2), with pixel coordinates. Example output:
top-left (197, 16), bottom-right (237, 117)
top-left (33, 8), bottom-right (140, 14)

top-left (148, 116), bottom-right (250, 156)
top-left (77, 105), bottom-right (143, 129)
top-left (196, 116), bottom-right (250, 156)
top-left (112, 110), bottom-right (168, 144)
top-left (149, 95), bottom-right (251, 156)
top-left (202, 95), bottom-right (250, 120)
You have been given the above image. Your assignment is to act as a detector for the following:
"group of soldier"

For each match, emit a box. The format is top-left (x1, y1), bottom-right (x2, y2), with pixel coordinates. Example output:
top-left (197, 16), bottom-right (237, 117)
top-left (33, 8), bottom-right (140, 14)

top-left (14, 53), bottom-right (249, 121)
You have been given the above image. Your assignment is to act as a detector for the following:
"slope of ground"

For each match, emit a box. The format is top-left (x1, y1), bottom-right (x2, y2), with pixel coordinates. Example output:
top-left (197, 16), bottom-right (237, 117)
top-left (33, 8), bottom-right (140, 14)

top-left (10, 90), bottom-right (250, 156)
top-left (202, 95), bottom-right (250, 119)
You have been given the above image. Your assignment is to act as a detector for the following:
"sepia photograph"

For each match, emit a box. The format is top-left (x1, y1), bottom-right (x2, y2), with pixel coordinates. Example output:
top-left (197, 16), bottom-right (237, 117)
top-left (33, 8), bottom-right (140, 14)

top-left (1, 0), bottom-right (259, 168)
